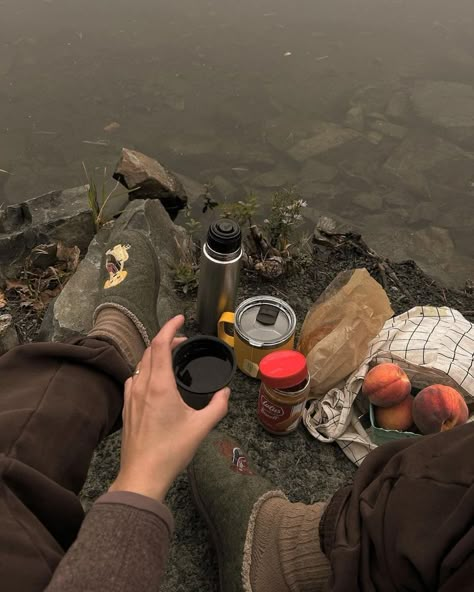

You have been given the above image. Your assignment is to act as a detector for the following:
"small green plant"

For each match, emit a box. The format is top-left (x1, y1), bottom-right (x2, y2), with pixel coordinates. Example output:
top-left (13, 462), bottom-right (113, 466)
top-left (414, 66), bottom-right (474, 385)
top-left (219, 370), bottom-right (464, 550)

top-left (263, 190), bottom-right (307, 251)
top-left (173, 262), bottom-right (199, 295)
top-left (82, 163), bottom-right (131, 230)
top-left (219, 194), bottom-right (259, 227)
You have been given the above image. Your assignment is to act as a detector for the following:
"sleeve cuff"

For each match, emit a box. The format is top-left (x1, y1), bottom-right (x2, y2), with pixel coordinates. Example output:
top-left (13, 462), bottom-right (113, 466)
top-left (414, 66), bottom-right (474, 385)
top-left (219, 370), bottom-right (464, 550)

top-left (95, 491), bottom-right (174, 535)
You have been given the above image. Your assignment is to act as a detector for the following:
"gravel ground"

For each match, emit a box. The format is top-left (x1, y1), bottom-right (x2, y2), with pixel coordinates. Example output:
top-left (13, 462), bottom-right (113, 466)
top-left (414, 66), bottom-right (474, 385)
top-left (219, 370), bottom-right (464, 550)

top-left (76, 234), bottom-right (473, 592)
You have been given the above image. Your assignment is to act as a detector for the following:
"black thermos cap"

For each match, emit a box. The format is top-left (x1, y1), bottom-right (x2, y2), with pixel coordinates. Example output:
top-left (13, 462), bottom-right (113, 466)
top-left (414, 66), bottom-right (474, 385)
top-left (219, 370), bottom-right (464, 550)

top-left (207, 219), bottom-right (242, 254)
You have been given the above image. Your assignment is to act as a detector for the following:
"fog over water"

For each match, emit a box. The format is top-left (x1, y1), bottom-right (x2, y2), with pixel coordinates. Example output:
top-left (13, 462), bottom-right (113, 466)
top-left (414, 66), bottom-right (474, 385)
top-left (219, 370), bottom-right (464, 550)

top-left (0, 0), bottom-right (473, 284)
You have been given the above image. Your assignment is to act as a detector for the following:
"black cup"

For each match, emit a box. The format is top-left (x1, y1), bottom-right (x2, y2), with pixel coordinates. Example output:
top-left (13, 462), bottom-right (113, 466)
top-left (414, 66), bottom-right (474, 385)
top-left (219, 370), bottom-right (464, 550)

top-left (172, 336), bottom-right (236, 410)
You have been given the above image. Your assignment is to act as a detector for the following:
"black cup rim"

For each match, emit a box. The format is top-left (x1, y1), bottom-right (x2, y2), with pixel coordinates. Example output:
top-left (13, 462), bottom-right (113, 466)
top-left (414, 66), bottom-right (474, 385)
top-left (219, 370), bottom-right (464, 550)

top-left (172, 335), bottom-right (236, 395)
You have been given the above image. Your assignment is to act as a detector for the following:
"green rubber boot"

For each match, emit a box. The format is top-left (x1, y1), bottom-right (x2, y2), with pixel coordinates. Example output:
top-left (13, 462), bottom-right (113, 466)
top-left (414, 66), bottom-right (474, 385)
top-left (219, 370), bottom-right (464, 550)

top-left (93, 229), bottom-right (160, 346)
top-left (188, 431), bottom-right (286, 592)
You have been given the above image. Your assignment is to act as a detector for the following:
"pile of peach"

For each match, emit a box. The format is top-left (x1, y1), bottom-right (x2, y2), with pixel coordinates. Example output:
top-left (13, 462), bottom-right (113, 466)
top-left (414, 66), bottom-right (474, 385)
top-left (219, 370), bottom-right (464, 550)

top-left (362, 363), bottom-right (469, 435)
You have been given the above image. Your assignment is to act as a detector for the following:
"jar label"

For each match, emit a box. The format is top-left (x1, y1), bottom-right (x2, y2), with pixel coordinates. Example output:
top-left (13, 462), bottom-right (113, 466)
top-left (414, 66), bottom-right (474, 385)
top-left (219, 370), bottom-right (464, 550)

top-left (258, 389), bottom-right (306, 434)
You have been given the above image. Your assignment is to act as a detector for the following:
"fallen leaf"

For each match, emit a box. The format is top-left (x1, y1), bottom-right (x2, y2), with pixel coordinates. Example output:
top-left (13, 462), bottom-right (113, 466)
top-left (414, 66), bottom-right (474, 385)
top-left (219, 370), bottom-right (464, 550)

top-left (6, 279), bottom-right (29, 291)
top-left (56, 242), bottom-right (80, 272)
top-left (0, 291), bottom-right (6, 308)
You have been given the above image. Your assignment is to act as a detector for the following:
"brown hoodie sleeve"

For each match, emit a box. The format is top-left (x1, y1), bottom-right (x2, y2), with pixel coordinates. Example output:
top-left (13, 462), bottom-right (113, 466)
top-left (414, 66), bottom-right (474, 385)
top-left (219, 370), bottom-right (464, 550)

top-left (320, 422), bottom-right (474, 592)
top-left (45, 491), bottom-right (174, 592)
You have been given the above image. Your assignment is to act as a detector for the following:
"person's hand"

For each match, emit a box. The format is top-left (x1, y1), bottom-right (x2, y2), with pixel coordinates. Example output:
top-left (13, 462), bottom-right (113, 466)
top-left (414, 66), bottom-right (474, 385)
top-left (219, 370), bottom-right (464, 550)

top-left (109, 315), bottom-right (230, 502)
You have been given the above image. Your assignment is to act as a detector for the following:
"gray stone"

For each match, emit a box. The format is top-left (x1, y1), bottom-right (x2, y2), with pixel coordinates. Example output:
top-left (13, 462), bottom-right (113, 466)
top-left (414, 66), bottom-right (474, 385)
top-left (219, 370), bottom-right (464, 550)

top-left (386, 90), bottom-right (410, 122)
top-left (350, 82), bottom-right (401, 114)
top-left (39, 199), bottom-right (192, 342)
top-left (0, 186), bottom-right (96, 278)
top-left (408, 202), bottom-right (440, 225)
top-left (113, 148), bottom-right (187, 219)
top-left (369, 119), bottom-right (407, 140)
top-left (0, 314), bottom-right (19, 355)
top-left (175, 174), bottom-right (206, 205)
top-left (380, 132), bottom-right (474, 198)
top-left (288, 122), bottom-right (362, 162)
top-left (383, 190), bottom-right (417, 208)
top-left (352, 192), bottom-right (383, 212)
top-left (344, 105), bottom-right (365, 132)
top-left (253, 166), bottom-right (294, 189)
top-left (411, 81), bottom-right (474, 148)
top-left (413, 226), bottom-right (455, 263)
top-left (365, 131), bottom-right (384, 145)
top-left (300, 160), bottom-right (338, 183)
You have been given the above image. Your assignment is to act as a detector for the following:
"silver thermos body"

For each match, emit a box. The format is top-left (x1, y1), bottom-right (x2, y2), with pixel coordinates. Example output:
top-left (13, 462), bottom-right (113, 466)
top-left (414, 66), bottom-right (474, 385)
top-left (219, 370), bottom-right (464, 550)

top-left (197, 219), bottom-right (242, 335)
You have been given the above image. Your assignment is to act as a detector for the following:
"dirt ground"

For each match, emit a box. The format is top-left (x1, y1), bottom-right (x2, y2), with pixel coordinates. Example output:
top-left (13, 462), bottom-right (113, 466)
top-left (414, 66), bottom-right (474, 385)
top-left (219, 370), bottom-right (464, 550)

top-left (76, 233), bottom-right (473, 592)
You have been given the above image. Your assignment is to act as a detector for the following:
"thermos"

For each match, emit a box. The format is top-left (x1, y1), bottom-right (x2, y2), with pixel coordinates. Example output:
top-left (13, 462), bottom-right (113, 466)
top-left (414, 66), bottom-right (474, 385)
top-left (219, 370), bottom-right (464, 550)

top-left (197, 219), bottom-right (242, 335)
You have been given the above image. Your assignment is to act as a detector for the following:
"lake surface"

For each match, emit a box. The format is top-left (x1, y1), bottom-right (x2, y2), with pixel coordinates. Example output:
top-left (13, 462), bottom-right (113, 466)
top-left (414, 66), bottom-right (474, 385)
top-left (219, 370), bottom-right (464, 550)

top-left (1, 0), bottom-right (473, 284)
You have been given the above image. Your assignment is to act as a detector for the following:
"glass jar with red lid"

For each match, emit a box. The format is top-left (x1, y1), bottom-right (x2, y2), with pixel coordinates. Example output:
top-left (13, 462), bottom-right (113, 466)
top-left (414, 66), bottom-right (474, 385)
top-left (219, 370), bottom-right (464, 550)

top-left (257, 350), bottom-right (310, 435)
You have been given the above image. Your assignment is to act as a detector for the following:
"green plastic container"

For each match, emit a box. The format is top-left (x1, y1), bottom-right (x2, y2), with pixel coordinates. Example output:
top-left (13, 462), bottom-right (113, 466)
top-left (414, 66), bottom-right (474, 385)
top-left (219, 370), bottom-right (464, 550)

top-left (369, 403), bottom-right (421, 446)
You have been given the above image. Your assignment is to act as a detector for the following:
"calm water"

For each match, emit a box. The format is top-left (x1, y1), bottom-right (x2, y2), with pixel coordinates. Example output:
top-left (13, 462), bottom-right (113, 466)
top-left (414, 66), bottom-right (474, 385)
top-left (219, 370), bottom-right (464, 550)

top-left (1, 0), bottom-right (473, 284)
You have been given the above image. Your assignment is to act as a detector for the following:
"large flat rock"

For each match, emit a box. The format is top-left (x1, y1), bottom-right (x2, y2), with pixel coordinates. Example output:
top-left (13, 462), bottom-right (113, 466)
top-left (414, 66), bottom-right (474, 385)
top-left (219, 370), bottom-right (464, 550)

top-left (39, 199), bottom-right (192, 342)
top-left (411, 80), bottom-right (474, 148)
top-left (0, 186), bottom-right (96, 278)
top-left (380, 132), bottom-right (474, 199)
top-left (288, 122), bottom-right (363, 162)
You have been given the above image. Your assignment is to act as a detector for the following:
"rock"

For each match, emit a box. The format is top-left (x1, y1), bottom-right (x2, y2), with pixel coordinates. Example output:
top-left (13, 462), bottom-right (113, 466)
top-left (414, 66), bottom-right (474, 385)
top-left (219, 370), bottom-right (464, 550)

top-left (113, 148), bottom-right (187, 219)
top-left (353, 192), bottom-right (383, 212)
top-left (369, 119), bottom-right (407, 140)
top-left (413, 226), bottom-right (455, 263)
top-left (381, 132), bottom-right (474, 198)
top-left (0, 314), bottom-right (19, 355)
top-left (408, 202), bottom-right (439, 225)
top-left (0, 186), bottom-right (96, 279)
top-left (366, 131), bottom-right (384, 145)
top-left (253, 166), bottom-right (295, 189)
top-left (300, 160), bottom-right (338, 183)
top-left (411, 81), bottom-right (474, 148)
top-left (350, 82), bottom-right (401, 114)
top-left (386, 90), bottom-right (410, 122)
top-left (344, 105), bottom-right (365, 132)
top-left (39, 199), bottom-right (192, 342)
top-left (288, 122), bottom-right (362, 162)
top-left (175, 174), bottom-right (206, 204)
top-left (383, 190), bottom-right (417, 208)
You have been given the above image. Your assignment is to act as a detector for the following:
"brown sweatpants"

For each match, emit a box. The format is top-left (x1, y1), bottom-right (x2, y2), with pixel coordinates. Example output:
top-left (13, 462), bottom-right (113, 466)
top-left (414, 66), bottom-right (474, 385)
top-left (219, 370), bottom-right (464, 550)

top-left (0, 337), bottom-right (129, 591)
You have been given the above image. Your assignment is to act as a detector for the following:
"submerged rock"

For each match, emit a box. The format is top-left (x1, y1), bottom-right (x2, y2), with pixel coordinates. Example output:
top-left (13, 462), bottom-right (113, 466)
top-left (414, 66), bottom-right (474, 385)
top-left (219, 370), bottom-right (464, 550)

top-left (353, 192), bottom-right (383, 212)
top-left (381, 132), bottom-right (474, 198)
top-left (113, 148), bottom-right (187, 219)
top-left (369, 118), bottom-right (407, 140)
top-left (39, 199), bottom-right (192, 342)
top-left (411, 81), bottom-right (474, 148)
top-left (344, 105), bottom-right (365, 132)
top-left (385, 90), bottom-right (410, 122)
top-left (288, 122), bottom-right (362, 162)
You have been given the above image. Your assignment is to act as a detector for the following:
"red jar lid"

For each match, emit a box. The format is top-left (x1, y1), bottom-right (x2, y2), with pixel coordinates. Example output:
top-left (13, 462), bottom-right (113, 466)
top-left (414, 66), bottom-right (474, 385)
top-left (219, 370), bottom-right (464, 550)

top-left (259, 350), bottom-right (308, 389)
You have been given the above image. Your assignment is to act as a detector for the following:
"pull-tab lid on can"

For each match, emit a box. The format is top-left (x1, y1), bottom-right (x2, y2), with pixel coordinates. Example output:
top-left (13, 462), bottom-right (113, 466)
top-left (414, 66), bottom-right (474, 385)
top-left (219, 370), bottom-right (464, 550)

top-left (207, 219), bottom-right (242, 254)
top-left (259, 350), bottom-right (308, 389)
top-left (235, 296), bottom-right (296, 347)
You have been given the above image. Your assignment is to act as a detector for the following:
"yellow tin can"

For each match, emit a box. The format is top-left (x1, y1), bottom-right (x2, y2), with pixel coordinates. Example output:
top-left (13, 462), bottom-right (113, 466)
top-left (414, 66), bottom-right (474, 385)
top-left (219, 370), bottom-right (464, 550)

top-left (218, 296), bottom-right (297, 378)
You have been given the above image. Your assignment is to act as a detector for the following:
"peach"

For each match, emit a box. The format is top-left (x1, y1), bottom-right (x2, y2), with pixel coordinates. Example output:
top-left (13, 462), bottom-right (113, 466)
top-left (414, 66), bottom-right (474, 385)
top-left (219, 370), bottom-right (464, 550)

top-left (375, 395), bottom-right (414, 431)
top-left (413, 385), bottom-right (468, 435)
top-left (362, 363), bottom-right (411, 408)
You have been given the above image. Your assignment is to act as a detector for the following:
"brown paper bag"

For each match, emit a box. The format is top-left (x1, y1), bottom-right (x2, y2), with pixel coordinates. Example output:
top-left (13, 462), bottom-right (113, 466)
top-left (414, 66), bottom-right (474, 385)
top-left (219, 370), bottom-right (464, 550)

top-left (299, 268), bottom-right (393, 398)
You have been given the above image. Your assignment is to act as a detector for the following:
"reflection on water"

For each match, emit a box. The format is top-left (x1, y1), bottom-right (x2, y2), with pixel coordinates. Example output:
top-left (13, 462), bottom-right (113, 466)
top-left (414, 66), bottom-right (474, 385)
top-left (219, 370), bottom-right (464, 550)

top-left (0, 0), bottom-right (473, 284)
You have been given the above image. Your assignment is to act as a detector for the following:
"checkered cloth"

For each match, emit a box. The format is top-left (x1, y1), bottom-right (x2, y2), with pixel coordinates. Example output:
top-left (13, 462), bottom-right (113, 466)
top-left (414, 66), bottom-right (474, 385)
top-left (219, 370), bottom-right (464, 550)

top-left (303, 306), bottom-right (474, 465)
